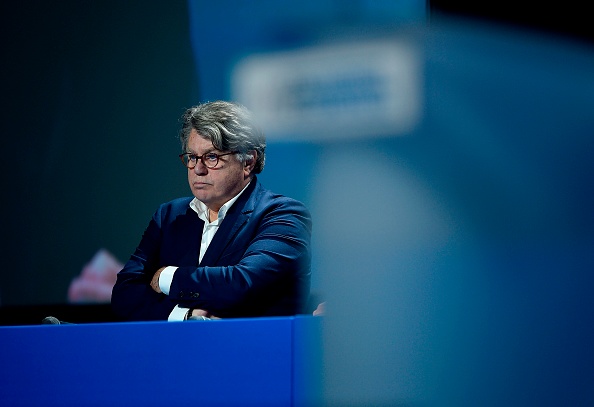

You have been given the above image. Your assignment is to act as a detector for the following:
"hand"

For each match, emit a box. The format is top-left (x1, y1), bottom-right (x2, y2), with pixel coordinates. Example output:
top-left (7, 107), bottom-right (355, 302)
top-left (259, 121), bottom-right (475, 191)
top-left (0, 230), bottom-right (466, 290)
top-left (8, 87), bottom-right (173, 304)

top-left (189, 308), bottom-right (221, 320)
top-left (150, 267), bottom-right (166, 293)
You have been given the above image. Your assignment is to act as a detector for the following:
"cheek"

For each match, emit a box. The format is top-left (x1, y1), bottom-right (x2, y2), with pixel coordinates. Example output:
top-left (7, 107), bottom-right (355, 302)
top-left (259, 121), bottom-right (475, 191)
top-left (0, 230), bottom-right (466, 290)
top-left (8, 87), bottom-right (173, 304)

top-left (216, 172), bottom-right (234, 189)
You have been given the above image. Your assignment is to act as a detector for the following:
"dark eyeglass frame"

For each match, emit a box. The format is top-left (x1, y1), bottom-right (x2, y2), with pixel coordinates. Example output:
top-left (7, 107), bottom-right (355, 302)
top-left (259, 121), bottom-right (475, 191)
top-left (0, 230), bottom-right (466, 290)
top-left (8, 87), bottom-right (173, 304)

top-left (178, 151), bottom-right (239, 169)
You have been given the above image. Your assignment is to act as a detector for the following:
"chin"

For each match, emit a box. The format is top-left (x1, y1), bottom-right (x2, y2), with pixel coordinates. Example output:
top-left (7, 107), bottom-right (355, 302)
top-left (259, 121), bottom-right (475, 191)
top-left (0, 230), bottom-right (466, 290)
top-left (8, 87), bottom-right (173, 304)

top-left (192, 192), bottom-right (209, 202)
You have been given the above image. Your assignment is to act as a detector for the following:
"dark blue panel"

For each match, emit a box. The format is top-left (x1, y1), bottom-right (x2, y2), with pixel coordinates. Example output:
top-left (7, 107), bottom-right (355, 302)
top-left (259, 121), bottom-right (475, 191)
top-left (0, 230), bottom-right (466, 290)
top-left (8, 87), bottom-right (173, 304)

top-left (292, 316), bottom-right (323, 407)
top-left (0, 318), bottom-right (293, 407)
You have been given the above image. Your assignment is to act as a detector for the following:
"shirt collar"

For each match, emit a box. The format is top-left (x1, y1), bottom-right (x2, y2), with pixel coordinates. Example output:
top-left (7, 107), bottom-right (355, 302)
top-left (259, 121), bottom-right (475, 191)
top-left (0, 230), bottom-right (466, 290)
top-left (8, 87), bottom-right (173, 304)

top-left (189, 180), bottom-right (252, 224)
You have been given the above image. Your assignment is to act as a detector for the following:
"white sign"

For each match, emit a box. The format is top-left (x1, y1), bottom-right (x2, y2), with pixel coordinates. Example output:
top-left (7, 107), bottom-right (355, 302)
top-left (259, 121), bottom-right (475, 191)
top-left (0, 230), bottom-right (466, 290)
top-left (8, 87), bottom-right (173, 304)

top-left (232, 38), bottom-right (422, 141)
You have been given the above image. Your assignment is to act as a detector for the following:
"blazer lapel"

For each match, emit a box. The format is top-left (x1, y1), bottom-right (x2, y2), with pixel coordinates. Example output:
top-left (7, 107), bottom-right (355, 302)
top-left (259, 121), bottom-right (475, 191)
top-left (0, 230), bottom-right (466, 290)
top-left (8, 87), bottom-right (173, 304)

top-left (198, 179), bottom-right (259, 266)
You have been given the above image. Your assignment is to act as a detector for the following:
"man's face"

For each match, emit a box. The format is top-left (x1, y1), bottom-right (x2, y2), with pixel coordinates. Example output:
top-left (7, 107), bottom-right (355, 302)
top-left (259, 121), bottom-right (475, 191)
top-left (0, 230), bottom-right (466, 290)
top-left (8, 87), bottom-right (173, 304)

top-left (186, 129), bottom-right (254, 212)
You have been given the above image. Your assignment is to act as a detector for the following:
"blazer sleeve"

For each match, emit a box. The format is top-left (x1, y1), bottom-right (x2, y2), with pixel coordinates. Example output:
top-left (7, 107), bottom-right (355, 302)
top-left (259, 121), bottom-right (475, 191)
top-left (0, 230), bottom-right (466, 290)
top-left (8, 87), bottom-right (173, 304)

top-left (111, 203), bottom-right (187, 321)
top-left (168, 197), bottom-right (312, 317)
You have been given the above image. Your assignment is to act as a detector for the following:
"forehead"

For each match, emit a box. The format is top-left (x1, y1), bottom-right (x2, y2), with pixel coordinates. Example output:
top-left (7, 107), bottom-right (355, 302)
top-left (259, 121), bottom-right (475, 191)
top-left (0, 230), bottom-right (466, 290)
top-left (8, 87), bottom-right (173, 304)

top-left (188, 129), bottom-right (215, 152)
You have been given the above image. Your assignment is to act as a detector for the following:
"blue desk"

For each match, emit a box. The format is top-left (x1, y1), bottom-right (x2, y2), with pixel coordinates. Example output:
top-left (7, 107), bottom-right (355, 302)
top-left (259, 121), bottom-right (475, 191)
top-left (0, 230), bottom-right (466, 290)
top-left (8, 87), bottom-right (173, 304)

top-left (0, 316), bottom-right (321, 407)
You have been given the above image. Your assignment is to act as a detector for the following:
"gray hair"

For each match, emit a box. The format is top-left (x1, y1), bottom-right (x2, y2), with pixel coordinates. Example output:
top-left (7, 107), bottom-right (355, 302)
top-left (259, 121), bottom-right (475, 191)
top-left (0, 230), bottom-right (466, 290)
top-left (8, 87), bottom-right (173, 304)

top-left (179, 101), bottom-right (266, 174)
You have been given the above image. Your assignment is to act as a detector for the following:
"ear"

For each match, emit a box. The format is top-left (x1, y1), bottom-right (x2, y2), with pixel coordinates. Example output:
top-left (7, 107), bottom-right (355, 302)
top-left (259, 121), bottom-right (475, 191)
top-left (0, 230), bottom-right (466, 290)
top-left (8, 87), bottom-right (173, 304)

top-left (243, 150), bottom-right (257, 175)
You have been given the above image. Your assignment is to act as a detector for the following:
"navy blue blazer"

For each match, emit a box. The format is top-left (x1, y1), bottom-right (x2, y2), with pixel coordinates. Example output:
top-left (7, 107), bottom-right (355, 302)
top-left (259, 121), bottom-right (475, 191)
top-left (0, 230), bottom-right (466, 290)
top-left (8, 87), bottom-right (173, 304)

top-left (111, 178), bottom-right (312, 321)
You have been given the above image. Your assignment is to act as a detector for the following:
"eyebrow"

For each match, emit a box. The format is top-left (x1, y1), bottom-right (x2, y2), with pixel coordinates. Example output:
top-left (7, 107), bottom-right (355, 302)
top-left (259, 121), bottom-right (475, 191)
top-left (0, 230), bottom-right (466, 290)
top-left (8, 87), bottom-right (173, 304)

top-left (187, 147), bottom-right (218, 155)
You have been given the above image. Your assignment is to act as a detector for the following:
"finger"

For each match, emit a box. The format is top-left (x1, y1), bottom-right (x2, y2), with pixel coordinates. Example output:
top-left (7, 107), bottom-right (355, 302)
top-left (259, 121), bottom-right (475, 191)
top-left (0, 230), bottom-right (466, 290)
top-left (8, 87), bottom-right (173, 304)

top-left (192, 309), bottom-right (210, 317)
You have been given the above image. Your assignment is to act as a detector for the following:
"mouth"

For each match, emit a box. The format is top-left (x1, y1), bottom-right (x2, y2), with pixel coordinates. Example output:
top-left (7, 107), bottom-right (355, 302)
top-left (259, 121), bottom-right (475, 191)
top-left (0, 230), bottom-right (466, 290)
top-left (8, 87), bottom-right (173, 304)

top-left (193, 181), bottom-right (212, 188)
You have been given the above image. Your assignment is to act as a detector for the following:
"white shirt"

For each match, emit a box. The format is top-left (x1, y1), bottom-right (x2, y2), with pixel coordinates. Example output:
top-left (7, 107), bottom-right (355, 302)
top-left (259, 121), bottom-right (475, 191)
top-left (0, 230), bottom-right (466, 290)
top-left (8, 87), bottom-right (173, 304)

top-left (159, 182), bottom-right (251, 321)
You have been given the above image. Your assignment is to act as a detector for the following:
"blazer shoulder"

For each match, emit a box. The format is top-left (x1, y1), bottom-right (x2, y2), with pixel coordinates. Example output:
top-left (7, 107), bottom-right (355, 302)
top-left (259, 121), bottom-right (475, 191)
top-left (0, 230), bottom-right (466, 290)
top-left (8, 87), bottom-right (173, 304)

top-left (153, 197), bottom-right (194, 220)
top-left (252, 184), bottom-right (311, 216)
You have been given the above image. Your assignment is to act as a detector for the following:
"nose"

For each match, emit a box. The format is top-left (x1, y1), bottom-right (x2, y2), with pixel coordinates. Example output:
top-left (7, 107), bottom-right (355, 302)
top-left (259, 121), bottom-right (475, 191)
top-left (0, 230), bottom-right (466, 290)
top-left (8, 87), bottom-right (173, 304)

top-left (193, 159), bottom-right (208, 175)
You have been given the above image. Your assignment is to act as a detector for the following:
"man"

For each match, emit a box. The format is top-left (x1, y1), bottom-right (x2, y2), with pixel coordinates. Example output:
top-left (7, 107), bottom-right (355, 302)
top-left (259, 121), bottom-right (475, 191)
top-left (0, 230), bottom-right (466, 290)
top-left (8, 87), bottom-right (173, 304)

top-left (111, 101), bottom-right (312, 321)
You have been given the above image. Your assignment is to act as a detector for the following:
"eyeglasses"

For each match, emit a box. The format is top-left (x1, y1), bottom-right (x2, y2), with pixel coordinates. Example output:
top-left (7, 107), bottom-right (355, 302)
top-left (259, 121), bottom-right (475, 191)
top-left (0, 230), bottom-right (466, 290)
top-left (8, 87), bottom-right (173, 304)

top-left (178, 151), bottom-right (238, 169)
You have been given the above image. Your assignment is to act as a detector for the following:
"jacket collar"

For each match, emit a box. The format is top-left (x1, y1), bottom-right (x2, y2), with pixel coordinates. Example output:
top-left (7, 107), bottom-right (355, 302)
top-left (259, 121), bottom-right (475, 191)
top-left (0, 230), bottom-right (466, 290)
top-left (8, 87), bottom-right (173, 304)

top-left (198, 176), bottom-right (260, 266)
